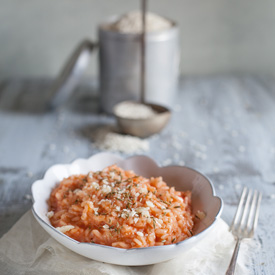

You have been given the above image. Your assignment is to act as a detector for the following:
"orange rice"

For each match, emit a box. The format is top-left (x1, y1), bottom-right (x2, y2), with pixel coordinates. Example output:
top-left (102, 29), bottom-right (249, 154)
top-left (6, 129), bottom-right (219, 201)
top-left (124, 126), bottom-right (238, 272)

top-left (48, 165), bottom-right (194, 249)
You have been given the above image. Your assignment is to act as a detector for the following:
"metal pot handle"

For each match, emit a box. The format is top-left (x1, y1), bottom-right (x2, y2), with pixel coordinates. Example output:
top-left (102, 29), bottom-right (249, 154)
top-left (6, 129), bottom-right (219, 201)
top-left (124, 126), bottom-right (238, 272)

top-left (48, 39), bottom-right (97, 109)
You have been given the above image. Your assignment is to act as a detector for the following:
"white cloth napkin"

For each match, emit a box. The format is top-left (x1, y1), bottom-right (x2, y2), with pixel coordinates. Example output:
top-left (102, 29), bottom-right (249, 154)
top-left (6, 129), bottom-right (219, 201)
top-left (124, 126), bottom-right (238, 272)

top-left (0, 211), bottom-right (251, 275)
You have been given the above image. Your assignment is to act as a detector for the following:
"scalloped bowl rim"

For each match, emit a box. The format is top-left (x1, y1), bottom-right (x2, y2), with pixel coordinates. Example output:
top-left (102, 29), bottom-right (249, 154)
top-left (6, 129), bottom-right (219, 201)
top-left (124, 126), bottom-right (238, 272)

top-left (31, 152), bottom-right (223, 265)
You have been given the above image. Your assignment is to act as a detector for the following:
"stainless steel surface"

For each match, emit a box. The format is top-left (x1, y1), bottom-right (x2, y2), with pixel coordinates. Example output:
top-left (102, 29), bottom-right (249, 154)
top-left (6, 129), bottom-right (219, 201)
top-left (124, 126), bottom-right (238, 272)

top-left (99, 17), bottom-right (179, 114)
top-left (49, 40), bottom-right (96, 109)
top-left (226, 187), bottom-right (262, 275)
top-left (114, 101), bottom-right (171, 138)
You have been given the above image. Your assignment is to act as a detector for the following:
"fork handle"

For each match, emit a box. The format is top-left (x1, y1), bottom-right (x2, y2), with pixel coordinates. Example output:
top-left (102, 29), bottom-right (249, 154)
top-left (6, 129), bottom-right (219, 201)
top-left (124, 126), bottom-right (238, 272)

top-left (226, 238), bottom-right (241, 275)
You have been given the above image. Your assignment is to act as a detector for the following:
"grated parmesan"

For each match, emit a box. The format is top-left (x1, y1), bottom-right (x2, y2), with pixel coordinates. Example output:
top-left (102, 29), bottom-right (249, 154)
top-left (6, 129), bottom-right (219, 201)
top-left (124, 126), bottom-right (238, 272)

top-left (94, 208), bottom-right (99, 215)
top-left (155, 218), bottom-right (163, 227)
top-left (177, 196), bottom-right (184, 202)
top-left (146, 201), bottom-right (155, 208)
top-left (98, 199), bottom-right (111, 205)
top-left (136, 231), bottom-right (144, 237)
top-left (196, 210), bottom-right (206, 220)
top-left (90, 182), bottom-right (99, 189)
top-left (56, 225), bottom-right (74, 233)
top-left (140, 187), bottom-right (147, 193)
top-left (48, 165), bottom-right (194, 249)
top-left (102, 179), bottom-right (109, 185)
top-left (46, 211), bottom-right (54, 219)
top-left (101, 185), bottom-right (112, 194)
top-left (129, 209), bottom-right (138, 218)
top-left (136, 207), bottom-right (150, 218)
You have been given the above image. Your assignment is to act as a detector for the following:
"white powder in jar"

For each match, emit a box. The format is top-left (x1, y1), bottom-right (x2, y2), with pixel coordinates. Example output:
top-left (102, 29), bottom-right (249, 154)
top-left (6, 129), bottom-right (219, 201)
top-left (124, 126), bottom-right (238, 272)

top-left (114, 101), bottom-right (156, 119)
top-left (108, 11), bottom-right (172, 33)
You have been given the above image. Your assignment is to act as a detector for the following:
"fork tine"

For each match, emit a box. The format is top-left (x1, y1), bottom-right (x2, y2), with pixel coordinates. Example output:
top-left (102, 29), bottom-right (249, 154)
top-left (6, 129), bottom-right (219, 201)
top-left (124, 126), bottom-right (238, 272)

top-left (239, 188), bottom-right (253, 233)
top-left (226, 188), bottom-right (262, 275)
top-left (250, 191), bottom-right (262, 237)
top-left (230, 187), bottom-right (247, 231)
top-left (246, 190), bottom-right (258, 234)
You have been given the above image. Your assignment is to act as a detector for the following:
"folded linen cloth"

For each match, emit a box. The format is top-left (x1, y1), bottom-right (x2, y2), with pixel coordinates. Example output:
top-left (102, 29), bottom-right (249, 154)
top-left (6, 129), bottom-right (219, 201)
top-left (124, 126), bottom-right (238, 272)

top-left (0, 210), bottom-right (250, 275)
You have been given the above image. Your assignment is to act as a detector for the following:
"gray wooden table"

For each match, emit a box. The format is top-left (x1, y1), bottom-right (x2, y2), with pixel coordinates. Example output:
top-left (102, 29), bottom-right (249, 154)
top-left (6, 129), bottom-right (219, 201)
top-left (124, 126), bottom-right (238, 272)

top-left (0, 76), bottom-right (274, 274)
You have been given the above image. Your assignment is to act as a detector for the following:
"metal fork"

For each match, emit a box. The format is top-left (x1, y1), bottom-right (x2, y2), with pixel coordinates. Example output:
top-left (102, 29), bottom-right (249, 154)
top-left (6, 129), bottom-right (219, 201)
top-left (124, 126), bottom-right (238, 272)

top-left (226, 187), bottom-right (262, 275)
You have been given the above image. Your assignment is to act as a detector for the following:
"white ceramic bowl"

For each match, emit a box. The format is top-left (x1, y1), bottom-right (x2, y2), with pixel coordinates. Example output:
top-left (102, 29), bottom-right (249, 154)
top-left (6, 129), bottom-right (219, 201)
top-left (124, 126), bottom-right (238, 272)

top-left (31, 152), bottom-right (223, 266)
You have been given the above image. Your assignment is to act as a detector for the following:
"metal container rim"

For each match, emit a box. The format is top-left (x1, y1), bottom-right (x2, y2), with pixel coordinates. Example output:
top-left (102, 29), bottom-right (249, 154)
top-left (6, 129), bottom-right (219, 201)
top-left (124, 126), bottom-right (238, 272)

top-left (98, 14), bottom-right (179, 42)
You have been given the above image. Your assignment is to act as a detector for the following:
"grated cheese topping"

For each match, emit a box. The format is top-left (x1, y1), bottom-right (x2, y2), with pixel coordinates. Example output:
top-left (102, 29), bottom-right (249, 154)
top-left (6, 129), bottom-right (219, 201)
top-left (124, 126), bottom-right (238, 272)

top-left (46, 211), bottom-right (54, 219)
top-left (102, 185), bottom-right (112, 194)
top-left (90, 182), bottom-right (99, 189)
top-left (56, 225), bottom-right (74, 233)
top-left (48, 164), bottom-right (194, 248)
top-left (136, 231), bottom-right (144, 237)
top-left (146, 201), bottom-right (155, 208)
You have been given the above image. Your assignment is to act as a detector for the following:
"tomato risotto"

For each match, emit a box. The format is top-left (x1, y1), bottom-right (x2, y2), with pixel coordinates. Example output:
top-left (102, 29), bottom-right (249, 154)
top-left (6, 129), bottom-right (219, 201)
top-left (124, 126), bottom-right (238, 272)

top-left (48, 165), bottom-right (194, 248)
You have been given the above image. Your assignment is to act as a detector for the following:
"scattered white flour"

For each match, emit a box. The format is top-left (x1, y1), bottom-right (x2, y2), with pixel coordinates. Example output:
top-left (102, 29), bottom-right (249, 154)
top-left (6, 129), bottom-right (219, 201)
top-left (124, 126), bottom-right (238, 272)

top-left (24, 194), bottom-right (32, 200)
top-left (162, 158), bottom-right (172, 166)
top-left (235, 184), bottom-right (242, 190)
top-left (239, 145), bottom-right (246, 153)
top-left (93, 126), bottom-right (149, 154)
top-left (207, 139), bottom-right (214, 146)
top-left (195, 151), bottom-right (207, 160)
top-left (114, 101), bottom-right (156, 119)
top-left (49, 143), bottom-right (56, 151)
top-left (63, 146), bottom-right (70, 154)
top-left (213, 166), bottom-right (220, 173)
top-left (108, 11), bottom-right (172, 33)
top-left (160, 143), bottom-right (167, 149)
top-left (174, 104), bottom-right (182, 112)
top-left (231, 130), bottom-right (239, 138)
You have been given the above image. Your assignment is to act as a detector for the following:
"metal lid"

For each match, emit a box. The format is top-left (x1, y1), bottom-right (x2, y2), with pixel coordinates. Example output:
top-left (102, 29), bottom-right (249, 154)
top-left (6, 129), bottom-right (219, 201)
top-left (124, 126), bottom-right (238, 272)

top-left (48, 40), bottom-right (96, 109)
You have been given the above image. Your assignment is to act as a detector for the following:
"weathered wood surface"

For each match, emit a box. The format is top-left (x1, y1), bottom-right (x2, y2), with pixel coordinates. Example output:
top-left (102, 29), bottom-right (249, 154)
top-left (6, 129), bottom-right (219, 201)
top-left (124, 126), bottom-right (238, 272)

top-left (0, 76), bottom-right (274, 274)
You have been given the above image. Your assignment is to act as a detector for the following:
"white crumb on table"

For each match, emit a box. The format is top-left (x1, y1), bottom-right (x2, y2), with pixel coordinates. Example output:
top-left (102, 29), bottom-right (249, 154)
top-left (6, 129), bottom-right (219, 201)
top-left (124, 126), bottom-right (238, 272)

top-left (93, 127), bottom-right (149, 154)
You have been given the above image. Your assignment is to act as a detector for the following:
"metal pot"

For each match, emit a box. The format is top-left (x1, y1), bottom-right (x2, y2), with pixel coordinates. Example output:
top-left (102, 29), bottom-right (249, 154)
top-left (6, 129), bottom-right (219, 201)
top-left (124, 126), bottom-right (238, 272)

top-left (49, 16), bottom-right (180, 114)
top-left (99, 17), bottom-right (179, 113)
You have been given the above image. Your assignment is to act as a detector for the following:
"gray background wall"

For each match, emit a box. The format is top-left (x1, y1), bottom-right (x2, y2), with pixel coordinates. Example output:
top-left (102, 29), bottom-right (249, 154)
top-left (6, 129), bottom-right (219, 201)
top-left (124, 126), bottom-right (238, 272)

top-left (1, 0), bottom-right (275, 80)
